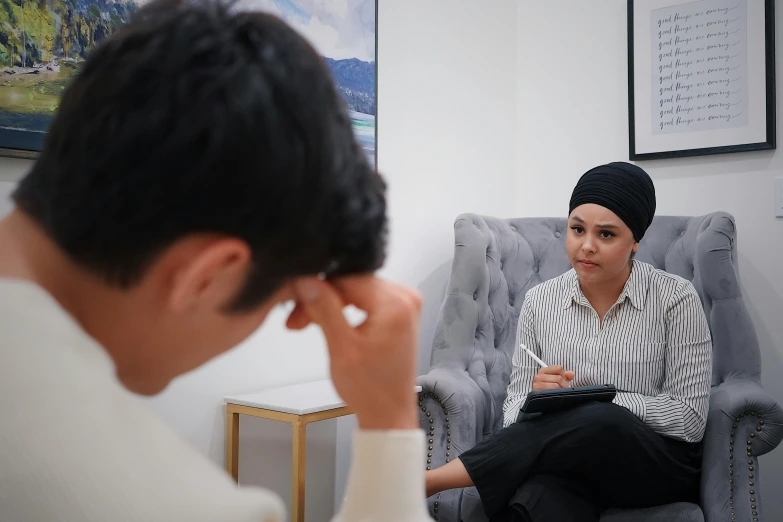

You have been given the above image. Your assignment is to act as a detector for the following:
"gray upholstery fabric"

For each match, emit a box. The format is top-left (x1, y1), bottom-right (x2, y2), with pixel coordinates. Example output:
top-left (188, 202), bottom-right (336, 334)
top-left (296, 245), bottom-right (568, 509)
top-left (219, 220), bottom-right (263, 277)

top-left (601, 503), bottom-right (706, 522)
top-left (460, 490), bottom-right (705, 522)
top-left (417, 213), bottom-right (783, 522)
top-left (460, 488), bottom-right (704, 522)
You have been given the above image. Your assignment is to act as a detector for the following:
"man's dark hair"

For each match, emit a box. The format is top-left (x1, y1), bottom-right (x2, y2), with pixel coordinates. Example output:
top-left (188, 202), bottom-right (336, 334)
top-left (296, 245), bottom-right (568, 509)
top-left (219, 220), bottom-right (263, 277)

top-left (13, 0), bottom-right (386, 311)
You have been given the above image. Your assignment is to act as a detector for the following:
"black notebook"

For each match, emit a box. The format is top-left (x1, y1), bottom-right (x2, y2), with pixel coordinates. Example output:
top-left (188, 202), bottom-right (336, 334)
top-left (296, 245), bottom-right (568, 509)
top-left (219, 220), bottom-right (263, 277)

top-left (516, 384), bottom-right (617, 422)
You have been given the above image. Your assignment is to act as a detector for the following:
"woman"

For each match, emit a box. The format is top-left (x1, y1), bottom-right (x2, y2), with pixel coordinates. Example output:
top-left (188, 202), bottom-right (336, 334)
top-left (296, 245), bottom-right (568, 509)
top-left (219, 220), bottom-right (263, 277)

top-left (425, 162), bottom-right (712, 522)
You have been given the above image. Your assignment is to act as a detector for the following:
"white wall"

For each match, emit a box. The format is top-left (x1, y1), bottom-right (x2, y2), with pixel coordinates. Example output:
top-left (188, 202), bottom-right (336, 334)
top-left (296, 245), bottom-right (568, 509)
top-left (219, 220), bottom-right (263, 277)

top-left (0, 158), bottom-right (30, 183)
top-left (518, 0), bottom-right (783, 517)
top-left (0, 159), bottom-right (28, 214)
top-left (378, 0), bottom-right (519, 367)
top-left (0, 1), bottom-right (519, 520)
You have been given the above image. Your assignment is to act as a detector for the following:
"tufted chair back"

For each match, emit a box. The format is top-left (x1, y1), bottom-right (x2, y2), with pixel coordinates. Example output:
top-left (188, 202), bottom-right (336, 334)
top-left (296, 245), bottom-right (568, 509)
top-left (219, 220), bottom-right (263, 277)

top-left (426, 212), bottom-right (760, 437)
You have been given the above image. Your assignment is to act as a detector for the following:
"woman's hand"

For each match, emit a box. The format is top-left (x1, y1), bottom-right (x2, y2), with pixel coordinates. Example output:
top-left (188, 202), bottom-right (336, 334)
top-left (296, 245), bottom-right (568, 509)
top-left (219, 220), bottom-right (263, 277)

top-left (532, 365), bottom-right (575, 390)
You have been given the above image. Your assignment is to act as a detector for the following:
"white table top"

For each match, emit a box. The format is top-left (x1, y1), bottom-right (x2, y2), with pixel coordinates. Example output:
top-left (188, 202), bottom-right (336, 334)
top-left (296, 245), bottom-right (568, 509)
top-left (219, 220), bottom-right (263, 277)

top-left (225, 379), bottom-right (422, 416)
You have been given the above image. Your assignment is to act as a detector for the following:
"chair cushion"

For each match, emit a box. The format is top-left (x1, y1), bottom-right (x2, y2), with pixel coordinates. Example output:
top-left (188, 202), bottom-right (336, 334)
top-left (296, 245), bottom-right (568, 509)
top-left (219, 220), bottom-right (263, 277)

top-left (459, 488), bottom-right (703, 522)
top-left (460, 487), bottom-right (489, 522)
top-left (601, 503), bottom-right (704, 522)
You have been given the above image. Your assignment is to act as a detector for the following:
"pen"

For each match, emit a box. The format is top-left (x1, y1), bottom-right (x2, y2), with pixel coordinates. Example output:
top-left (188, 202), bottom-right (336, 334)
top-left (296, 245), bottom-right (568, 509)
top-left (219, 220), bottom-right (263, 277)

top-left (521, 343), bottom-right (574, 388)
top-left (522, 344), bottom-right (548, 368)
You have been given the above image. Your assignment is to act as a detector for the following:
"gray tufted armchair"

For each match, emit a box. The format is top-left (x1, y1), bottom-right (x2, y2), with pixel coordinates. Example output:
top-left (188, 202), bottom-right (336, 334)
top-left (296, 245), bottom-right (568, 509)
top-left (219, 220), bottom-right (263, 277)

top-left (416, 212), bottom-right (783, 522)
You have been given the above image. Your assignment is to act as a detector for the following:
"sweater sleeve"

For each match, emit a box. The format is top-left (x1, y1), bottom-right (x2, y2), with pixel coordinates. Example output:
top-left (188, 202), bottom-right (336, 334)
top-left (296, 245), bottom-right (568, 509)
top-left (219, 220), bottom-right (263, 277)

top-left (332, 430), bottom-right (433, 522)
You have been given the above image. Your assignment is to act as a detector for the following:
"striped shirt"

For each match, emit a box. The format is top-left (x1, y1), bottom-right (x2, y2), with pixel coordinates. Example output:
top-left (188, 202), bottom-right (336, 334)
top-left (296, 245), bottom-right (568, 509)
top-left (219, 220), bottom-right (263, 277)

top-left (502, 260), bottom-right (712, 443)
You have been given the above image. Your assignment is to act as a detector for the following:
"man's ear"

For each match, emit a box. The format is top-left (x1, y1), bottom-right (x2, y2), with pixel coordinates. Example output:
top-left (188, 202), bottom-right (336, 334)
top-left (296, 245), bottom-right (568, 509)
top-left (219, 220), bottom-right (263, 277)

top-left (632, 241), bottom-right (639, 253)
top-left (167, 238), bottom-right (252, 313)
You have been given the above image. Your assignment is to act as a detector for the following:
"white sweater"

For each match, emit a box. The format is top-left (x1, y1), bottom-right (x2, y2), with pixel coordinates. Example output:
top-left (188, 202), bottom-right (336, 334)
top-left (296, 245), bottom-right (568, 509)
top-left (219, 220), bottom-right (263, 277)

top-left (0, 279), bottom-right (433, 522)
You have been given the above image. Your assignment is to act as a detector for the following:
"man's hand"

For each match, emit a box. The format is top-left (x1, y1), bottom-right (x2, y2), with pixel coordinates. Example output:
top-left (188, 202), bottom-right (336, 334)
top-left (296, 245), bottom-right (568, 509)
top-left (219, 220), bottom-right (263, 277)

top-left (531, 365), bottom-right (575, 390)
top-left (287, 275), bottom-right (421, 431)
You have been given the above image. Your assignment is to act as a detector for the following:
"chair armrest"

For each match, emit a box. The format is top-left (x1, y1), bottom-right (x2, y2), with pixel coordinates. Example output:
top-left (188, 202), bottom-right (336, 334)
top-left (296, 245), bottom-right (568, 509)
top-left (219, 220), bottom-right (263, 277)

top-left (706, 379), bottom-right (783, 457)
top-left (417, 367), bottom-right (491, 450)
top-left (416, 367), bottom-right (489, 522)
top-left (701, 379), bottom-right (783, 522)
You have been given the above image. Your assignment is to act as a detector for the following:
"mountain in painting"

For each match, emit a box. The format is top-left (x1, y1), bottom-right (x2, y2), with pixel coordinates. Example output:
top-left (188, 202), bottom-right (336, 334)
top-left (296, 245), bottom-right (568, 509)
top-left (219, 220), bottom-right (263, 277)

top-left (324, 57), bottom-right (375, 116)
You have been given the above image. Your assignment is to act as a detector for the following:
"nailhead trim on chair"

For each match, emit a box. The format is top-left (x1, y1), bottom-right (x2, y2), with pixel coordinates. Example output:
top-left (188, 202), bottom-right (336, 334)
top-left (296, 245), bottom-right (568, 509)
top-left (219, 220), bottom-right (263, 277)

top-left (728, 411), bottom-right (763, 522)
top-left (420, 392), bottom-right (451, 521)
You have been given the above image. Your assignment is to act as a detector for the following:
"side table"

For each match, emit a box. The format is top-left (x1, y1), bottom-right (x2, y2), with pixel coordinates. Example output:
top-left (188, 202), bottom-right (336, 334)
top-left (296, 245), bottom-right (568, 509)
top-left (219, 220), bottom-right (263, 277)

top-left (225, 380), bottom-right (351, 522)
top-left (224, 380), bottom-right (422, 522)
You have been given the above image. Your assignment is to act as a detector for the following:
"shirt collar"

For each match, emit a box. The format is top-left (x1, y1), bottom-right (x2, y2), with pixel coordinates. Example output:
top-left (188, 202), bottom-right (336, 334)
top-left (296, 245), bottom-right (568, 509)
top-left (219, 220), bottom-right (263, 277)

top-left (562, 259), bottom-right (650, 310)
top-left (562, 269), bottom-right (585, 309)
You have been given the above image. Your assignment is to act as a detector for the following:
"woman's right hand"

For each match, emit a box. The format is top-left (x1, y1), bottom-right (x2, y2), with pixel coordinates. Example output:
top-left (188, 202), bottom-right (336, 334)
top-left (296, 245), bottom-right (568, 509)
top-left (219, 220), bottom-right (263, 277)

top-left (532, 365), bottom-right (575, 390)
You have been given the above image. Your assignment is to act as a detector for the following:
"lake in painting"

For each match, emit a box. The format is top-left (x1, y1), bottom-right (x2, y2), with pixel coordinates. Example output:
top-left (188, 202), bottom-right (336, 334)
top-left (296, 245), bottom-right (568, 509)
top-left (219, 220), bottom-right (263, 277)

top-left (0, 0), bottom-right (139, 137)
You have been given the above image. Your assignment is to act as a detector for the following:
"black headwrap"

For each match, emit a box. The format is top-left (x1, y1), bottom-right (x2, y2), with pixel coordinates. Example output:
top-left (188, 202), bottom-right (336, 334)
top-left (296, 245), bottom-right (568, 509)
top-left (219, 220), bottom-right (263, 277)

top-left (568, 162), bottom-right (656, 242)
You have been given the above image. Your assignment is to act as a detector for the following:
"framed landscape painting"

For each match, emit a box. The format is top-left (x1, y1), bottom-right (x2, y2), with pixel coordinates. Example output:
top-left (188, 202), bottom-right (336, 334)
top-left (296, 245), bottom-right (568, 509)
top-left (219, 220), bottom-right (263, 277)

top-left (0, 0), bottom-right (377, 163)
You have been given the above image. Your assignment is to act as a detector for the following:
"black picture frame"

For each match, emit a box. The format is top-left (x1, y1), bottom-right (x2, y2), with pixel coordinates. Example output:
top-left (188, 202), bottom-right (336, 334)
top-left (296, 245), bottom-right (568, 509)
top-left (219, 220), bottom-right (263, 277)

top-left (628, 0), bottom-right (776, 161)
top-left (0, 128), bottom-right (42, 159)
top-left (374, 0), bottom-right (379, 168)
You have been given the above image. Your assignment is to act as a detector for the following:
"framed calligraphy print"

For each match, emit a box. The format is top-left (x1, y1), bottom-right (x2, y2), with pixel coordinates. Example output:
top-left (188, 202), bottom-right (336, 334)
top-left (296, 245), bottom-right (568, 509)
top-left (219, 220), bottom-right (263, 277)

top-left (628, 0), bottom-right (775, 160)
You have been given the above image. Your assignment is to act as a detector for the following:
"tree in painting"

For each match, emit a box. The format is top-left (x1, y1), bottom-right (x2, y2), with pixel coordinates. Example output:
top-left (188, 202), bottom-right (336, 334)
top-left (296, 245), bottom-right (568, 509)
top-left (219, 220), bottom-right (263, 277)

top-left (0, 0), bottom-right (138, 132)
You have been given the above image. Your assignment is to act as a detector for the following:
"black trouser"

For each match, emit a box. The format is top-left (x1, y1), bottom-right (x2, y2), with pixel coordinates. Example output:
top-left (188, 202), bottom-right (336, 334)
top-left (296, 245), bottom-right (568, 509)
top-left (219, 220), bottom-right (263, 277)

top-left (459, 402), bottom-right (702, 522)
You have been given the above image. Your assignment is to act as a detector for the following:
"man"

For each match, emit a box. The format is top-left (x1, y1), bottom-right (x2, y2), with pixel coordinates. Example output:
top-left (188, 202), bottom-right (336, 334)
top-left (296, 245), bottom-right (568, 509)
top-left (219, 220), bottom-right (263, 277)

top-left (0, 0), bottom-right (432, 520)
